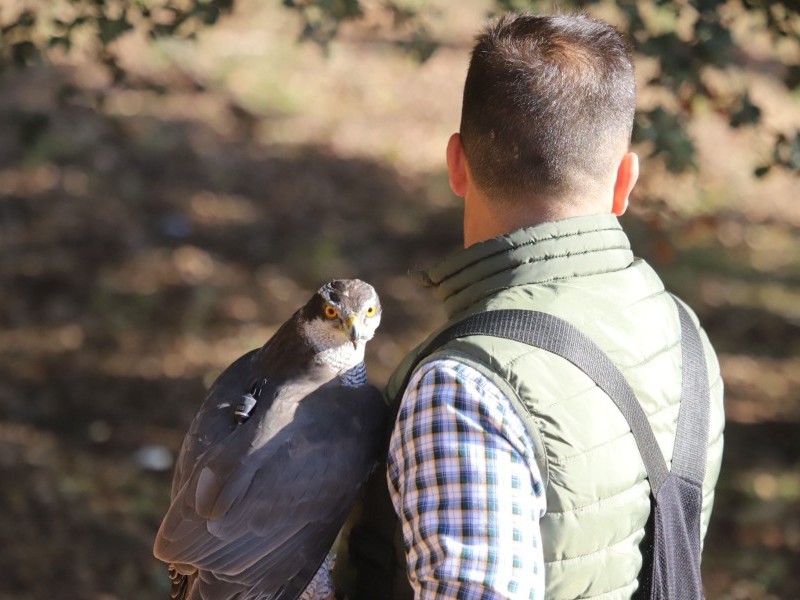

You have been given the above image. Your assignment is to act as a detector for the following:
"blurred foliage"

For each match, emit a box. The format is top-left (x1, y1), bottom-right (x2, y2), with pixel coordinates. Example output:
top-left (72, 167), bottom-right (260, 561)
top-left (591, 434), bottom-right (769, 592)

top-left (1, 0), bottom-right (798, 174)
top-left (281, 0), bottom-right (800, 175)
top-left (0, 0), bottom-right (234, 82)
top-left (282, 0), bottom-right (363, 47)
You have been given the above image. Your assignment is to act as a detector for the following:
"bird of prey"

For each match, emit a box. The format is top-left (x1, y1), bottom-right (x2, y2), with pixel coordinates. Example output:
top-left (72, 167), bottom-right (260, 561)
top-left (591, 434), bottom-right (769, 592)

top-left (153, 279), bottom-right (387, 600)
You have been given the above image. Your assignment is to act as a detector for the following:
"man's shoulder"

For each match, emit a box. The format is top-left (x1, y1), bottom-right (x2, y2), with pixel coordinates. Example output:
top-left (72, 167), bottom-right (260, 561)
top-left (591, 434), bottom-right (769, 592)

top-left (402, 357), bottom-right (500, 395)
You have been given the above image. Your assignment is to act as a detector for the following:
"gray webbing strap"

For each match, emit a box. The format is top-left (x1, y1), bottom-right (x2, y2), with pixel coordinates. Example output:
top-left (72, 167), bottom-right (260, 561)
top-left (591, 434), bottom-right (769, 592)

top-left (401, 297), bottom-right (710, 493)
top-left (671, 300), bottom-right (710, 484)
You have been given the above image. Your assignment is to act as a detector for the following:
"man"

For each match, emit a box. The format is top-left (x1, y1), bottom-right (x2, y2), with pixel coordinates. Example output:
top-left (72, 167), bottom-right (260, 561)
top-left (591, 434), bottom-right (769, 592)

top-left (355, 12), bottom-right (724, 600)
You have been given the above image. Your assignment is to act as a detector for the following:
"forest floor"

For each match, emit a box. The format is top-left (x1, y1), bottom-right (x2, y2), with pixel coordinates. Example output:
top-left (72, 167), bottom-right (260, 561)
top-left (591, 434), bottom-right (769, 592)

top-left (1, 2), bottom-right (799, 598)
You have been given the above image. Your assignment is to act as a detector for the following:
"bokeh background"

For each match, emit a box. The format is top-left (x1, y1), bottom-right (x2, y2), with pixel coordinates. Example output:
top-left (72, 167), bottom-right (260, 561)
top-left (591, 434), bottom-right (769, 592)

top-left (1, 1), bottom-right (798, 598)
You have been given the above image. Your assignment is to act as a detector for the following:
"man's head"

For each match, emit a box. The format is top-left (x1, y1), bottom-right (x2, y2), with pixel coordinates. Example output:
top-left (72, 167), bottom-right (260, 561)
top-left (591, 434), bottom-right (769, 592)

top-left (450, 13), bottom-right (637, 224)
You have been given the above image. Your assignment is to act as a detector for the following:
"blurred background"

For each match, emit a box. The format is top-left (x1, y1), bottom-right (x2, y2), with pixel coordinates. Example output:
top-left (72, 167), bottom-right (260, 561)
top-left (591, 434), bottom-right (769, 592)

top-left (0, 0), bottom-right (798, 598)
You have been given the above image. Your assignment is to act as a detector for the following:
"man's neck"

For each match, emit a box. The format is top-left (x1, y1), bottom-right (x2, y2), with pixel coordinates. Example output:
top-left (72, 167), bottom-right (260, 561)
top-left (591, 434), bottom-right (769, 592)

top-left (463, 190), bottom-right (606, 248)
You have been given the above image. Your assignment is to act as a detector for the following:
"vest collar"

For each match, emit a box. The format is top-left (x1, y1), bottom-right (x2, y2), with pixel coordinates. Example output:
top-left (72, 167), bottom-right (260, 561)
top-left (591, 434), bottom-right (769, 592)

top-left (412, 214), bottom-right (634, 317)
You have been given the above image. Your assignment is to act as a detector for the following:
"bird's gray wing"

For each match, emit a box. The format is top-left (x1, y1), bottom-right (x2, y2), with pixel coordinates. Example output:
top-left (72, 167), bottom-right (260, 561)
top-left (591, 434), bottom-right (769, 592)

top-left (154, 380), bottom-right (387, 599)
top-left (168, 348), bottom-right (263, 501)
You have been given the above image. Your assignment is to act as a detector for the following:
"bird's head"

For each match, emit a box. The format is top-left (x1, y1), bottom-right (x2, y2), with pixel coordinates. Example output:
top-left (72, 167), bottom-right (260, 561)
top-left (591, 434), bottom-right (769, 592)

top-left (300, 279), bottom-right (382, 370)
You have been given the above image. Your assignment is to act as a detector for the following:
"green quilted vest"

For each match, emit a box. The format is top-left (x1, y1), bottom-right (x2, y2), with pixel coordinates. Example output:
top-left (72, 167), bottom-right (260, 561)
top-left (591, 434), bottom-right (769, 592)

top-left (383, 214), bottom-right (725, 599)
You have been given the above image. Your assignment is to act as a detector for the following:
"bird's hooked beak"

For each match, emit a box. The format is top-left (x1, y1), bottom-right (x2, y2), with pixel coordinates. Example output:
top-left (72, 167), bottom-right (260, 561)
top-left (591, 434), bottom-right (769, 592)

top-left (344, 314), bottom-right (360, 348)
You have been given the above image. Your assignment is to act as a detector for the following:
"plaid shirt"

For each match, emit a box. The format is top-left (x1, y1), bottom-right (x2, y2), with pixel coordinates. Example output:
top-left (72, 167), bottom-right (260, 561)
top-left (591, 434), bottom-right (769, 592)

top-left (387, 359), bottom-right (547, 599)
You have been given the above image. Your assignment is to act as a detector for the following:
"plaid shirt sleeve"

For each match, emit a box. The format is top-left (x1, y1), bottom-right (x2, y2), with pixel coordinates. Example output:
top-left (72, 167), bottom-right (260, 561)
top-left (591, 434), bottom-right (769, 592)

top-left (386, 359), bottom-right (547, 600)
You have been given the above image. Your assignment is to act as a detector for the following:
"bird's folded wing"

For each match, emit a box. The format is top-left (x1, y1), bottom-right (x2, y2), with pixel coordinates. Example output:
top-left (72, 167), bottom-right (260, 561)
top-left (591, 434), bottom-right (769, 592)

top-left (153, 384), bottom-right (385, 582)
top-left (168, 349), bottom-right (261, 499)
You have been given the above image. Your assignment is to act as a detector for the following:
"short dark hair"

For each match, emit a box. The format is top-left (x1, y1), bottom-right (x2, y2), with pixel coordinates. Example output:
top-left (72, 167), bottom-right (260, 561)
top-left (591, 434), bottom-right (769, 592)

top-left (460, 13), bottom-right (636, 204)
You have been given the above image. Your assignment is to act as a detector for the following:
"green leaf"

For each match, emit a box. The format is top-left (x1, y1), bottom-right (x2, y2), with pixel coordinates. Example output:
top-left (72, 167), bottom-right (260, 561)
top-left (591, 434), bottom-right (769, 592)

top-left (2, 10), bottom-right (36, 34)
top-left (97, 13), bottom-right (133, 45)
top-left (11, 40), bottom-right (38, 67)
top-left (48, 36), bottom-right (72, 51)
top-left (729, 93), bottom-right (762, 128)
top-left (641, 33), bottom-right (697, 87)
top-left (754, 165), bottom-right (771, 178)
top-left (785, 132), bottom-right (800, 170)
top-left (190, 1), bottom-right (234, 27)
top-left (406, 27), bottom-right (438, 63)
top-left (633, 107), bottom-right (696, 172)
top-left (694, 16), bottom-right (734, 66)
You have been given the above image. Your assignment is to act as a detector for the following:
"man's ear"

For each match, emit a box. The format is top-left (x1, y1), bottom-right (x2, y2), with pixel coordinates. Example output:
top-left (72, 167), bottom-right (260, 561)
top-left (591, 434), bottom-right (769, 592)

top-left (612, 152), bottom-right (639, 216)
top-left (446, 133), bottom-right (469, 198)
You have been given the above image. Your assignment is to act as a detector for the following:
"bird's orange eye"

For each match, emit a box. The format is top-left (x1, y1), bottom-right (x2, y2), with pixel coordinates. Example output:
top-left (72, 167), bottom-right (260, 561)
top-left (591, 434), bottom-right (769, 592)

top-left (365, 306), bottom-right (376, 317)
top-left (324, 306), bottom-right (338, 319)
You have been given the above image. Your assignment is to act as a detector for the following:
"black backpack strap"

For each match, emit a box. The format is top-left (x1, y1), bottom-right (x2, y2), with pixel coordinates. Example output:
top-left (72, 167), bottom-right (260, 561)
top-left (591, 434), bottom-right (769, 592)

top-left (398, 296), bottom-right (710, 492)
top-left (670, 299), bottom-right (710, 484)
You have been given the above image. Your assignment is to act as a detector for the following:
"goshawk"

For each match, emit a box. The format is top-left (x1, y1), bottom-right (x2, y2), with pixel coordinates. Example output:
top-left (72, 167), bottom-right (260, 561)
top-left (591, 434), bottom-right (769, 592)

top-left (153, 279), bottom-right (387, 600)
